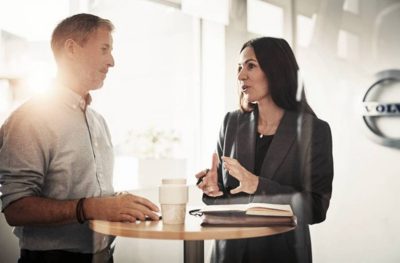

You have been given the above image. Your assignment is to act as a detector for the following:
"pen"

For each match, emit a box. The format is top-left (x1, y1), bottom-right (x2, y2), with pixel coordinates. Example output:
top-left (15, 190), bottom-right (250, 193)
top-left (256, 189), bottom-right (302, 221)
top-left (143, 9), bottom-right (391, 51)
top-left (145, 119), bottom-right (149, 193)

top-left (196, 168), bottom-right (209, 185)
top-left (144, 215), bottom-right (162, 221)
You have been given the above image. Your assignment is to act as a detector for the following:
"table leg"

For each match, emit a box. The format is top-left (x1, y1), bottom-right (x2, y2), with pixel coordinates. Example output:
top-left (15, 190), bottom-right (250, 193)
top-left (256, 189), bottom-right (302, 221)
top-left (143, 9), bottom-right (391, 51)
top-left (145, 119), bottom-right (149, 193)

top-left (184, 240), bottom-right (204, 263)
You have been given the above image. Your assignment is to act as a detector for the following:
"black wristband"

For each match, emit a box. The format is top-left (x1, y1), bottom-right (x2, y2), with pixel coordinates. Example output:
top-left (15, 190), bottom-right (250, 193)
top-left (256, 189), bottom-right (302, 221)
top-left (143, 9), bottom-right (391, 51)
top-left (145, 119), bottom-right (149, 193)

top-left (76, 198), bottom-right (86, 224)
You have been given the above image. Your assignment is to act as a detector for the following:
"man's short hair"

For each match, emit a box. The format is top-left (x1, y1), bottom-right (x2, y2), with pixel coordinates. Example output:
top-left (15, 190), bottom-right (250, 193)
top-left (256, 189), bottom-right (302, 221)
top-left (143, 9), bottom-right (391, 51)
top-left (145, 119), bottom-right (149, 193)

top-left (51, 13), bottom-right (114, 59)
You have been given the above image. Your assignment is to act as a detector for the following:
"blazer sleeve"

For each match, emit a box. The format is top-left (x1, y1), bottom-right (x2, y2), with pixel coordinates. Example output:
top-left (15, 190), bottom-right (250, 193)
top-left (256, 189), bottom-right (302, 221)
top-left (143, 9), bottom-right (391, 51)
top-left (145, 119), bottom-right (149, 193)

top-left (202, 112), bottom-right (233, 205)
top-left (253, 119), bottom-right (334, 225)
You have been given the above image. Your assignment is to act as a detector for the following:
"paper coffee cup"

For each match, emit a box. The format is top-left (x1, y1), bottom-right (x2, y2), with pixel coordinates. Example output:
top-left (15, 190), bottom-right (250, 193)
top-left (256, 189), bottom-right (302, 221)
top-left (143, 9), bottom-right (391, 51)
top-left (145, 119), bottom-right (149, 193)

top-left (159, 178), bottom-right (188, 224)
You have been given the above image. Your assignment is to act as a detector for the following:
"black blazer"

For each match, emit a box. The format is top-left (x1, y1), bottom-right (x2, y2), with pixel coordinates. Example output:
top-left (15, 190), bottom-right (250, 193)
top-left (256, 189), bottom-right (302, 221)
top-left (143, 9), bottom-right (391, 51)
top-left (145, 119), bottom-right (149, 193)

top-left (203, 107), bottom-right (334, 263)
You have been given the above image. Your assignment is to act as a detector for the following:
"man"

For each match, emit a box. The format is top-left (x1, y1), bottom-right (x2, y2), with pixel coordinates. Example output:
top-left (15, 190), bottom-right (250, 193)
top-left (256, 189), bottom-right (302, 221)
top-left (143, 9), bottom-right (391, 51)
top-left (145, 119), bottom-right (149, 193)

top-left (0, 13), bottom-right (159, 262)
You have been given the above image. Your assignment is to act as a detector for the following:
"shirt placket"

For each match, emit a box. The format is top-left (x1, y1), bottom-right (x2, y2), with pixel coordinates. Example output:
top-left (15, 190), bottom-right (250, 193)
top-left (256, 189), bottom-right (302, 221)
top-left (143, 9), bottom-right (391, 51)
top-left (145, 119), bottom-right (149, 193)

top-left (84, 109), bottom-right (107, 196)
top-left (84, 109), bottom-right (113, 250)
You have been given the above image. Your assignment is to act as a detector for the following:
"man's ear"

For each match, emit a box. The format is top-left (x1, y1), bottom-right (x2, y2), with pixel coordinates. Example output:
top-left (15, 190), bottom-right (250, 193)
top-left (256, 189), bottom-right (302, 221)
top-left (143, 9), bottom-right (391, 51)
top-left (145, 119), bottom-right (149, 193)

top-left (64, 39), bottom-right (77, 58)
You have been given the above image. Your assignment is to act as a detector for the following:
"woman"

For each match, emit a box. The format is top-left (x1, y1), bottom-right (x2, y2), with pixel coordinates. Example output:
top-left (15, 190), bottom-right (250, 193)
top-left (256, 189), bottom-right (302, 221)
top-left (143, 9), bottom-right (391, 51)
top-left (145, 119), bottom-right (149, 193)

top-left (196, 37), bottom-right (333, 263)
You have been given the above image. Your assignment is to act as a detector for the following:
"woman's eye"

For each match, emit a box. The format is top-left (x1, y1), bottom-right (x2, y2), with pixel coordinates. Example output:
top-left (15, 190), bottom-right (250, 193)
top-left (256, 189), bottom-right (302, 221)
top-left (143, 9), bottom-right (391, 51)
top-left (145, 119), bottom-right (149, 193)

top-left (237, 66), bottom-right (242, 73)
top-left (248, 63), bottom-right (256, 69)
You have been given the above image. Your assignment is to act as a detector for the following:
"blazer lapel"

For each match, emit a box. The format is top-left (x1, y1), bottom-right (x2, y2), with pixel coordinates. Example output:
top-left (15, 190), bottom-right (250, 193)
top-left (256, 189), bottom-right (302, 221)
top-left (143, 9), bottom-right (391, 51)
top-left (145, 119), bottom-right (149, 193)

top-left (260, 111), bottom-right (297, 180)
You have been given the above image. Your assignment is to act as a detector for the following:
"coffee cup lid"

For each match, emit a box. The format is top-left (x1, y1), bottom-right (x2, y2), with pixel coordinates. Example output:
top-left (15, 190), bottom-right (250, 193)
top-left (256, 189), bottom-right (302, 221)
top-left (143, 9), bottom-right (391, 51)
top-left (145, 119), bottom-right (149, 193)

top-left (161, 178), bottom-right (186, 185)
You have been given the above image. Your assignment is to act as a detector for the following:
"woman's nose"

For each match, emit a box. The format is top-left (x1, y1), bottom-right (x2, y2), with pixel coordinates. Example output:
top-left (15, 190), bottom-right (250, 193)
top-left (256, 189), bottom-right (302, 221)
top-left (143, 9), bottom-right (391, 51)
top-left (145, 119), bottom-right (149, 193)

top-left (238, 68), bottom-right (247, 80)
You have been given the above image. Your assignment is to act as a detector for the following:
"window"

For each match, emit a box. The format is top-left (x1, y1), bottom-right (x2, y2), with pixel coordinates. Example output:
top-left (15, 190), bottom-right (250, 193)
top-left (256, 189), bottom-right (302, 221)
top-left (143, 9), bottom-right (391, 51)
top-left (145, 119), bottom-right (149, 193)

top-left (343, 0), bottom-right (359, 14)
top-left (247, 0), bottom-right (284, 38)
top-left (297, 14), bottom-right (317, 47)
top-left (337, 29), bottom-right (359, 60)
top-left (91, 0), bottom-right (200, 189)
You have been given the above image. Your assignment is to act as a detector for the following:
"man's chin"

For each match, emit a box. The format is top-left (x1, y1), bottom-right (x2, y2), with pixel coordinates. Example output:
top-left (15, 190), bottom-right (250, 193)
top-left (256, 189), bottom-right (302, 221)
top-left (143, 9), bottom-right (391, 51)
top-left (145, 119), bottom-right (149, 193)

top-left (91, 81), bottom-right (104, 91)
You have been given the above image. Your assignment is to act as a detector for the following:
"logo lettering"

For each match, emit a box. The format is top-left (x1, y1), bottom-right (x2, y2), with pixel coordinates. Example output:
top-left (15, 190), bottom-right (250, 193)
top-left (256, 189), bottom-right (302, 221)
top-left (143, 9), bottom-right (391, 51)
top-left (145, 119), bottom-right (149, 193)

top-left (363, 102), bottom-right (400, 116)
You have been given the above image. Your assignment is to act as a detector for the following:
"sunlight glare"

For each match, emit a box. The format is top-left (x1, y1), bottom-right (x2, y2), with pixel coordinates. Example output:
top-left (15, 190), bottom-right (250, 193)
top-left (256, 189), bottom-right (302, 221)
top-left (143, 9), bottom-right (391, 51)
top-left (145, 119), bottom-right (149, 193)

top-left (0, 0), bottom-right (69, 41)
top-left (26, 61), bottom-right (56, 94)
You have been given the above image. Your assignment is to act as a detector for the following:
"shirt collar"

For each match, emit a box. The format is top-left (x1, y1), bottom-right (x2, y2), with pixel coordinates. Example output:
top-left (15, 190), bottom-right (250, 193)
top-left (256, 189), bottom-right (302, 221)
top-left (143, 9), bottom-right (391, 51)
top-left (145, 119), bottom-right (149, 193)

top-left (55, 87), bottom-right (92, 111)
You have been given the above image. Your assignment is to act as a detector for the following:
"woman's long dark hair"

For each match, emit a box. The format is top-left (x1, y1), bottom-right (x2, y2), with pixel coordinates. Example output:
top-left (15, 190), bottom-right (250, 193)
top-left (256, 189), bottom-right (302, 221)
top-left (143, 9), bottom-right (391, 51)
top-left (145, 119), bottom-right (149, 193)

top-left (239, 37), bottom-right (315, 116)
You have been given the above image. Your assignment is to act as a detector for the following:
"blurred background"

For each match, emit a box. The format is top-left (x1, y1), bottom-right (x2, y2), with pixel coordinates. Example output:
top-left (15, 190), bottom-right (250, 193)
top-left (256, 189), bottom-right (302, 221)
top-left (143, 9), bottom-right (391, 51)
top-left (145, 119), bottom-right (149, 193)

top-left (1, 0), bottom-right (400, 262)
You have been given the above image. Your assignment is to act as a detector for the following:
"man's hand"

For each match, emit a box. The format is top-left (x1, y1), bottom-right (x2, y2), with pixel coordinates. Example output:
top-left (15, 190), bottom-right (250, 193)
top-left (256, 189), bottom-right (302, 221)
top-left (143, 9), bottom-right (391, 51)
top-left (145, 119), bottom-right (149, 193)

top-left (3, 194), bottom-right (160, 227)
top-left (85, 194), bottom-right (160, 223)
top-left (195, 153), bottom-right (223, 197)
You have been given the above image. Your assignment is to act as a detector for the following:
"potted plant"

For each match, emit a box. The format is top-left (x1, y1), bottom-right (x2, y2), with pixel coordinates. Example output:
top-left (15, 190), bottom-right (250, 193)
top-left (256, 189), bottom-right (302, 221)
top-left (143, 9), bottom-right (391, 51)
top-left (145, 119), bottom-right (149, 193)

top-left (118, 127), bottom-right (186, 188)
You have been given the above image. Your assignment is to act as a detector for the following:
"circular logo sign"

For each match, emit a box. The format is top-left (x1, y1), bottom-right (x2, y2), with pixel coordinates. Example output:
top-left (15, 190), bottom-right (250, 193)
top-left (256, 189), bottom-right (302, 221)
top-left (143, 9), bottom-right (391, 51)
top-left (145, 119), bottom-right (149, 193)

top-left (362, 69), bottom-right (400, 147)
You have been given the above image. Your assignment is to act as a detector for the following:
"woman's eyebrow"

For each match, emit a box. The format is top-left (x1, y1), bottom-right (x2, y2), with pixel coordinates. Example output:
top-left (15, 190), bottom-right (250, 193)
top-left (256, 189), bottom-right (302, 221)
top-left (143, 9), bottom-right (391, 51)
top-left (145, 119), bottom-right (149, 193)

top-left (238, 58), bottom-right (257, 66)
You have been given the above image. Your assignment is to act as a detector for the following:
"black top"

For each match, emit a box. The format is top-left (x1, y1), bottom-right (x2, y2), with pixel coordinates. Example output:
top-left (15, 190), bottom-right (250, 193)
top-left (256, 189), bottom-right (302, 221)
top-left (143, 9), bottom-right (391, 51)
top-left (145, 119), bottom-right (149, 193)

top-left (254, 133), bottom-right (274, 176)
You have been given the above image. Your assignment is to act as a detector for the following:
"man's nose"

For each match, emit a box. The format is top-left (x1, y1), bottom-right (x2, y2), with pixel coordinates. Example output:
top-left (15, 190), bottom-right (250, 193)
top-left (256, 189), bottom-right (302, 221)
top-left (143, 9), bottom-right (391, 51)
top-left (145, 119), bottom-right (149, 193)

top-left (108, 54), bottom-right (115, 67)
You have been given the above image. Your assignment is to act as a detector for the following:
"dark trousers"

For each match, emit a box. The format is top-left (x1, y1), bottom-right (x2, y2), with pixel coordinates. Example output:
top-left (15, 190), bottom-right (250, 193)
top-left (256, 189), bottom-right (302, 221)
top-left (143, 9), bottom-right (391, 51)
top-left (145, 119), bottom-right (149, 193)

top-left (18, 247), bottom-right (114, 263)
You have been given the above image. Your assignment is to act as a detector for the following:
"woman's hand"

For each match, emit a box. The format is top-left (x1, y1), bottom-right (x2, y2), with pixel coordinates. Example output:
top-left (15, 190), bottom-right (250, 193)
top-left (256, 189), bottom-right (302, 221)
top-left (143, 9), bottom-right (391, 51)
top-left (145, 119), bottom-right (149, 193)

top-left (195, 153), bottom-right (223, 197)
top-left (222, 156), bottom-right (259, 194)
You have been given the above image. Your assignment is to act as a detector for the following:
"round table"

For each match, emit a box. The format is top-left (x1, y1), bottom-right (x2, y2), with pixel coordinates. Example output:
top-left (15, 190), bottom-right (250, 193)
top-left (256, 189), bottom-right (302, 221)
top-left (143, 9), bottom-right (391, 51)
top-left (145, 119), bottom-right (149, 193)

top-left (90, 215), bottom-right (295, 263)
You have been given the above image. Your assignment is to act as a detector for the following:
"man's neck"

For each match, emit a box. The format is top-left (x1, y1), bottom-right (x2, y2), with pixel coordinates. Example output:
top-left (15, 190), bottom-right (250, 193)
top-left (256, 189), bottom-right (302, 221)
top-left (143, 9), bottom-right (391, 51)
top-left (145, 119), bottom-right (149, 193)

top-left (55, 73), bottom-right (89, 98)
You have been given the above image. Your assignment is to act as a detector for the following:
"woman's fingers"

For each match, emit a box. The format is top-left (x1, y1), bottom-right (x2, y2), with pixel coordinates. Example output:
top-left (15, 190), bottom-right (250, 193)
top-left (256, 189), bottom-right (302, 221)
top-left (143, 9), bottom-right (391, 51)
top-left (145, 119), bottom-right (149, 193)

top-left (195, 153), bottom-right (223, 197)
top-left (210, 153), bottom-right (219, 172)
top-left (221, 156), bottom-right (258, 194)
top-left (207, 191), bottom-right (223, 197)
top-left (198, 177), bottom-right (222, 196)
top-left (195, 169), bottom-right (208, 179)
top-left (230, 186), bottom-right (242, 195)
top-left (204, 186), bottom-right (223, 197)
top-left (222, 158), bottom-right (243, 180)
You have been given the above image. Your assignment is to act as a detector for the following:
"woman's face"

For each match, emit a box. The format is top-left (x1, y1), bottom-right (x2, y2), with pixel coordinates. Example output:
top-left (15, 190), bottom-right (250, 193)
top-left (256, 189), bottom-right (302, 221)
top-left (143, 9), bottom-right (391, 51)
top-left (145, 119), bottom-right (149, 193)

top-left (237, 46), bottom-right (269, 104)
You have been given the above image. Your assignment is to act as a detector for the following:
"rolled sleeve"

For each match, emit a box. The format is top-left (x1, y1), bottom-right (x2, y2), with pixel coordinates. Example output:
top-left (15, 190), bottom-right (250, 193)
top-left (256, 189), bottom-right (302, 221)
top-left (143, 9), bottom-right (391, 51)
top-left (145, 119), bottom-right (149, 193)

top-left (0, 107), bottom-right (48, 211)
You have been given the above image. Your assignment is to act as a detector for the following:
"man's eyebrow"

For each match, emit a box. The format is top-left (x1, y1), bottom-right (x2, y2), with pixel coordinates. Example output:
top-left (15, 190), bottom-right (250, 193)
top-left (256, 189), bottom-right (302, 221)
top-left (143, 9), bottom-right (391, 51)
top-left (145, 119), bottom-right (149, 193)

top-left (101, 43), bottom-right (113, 50)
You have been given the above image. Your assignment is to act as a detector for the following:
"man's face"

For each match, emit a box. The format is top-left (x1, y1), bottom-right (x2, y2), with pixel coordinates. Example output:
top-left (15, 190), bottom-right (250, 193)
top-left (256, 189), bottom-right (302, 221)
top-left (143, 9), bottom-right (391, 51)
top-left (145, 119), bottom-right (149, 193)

top-left (74, 26), bottom-right (114, 92)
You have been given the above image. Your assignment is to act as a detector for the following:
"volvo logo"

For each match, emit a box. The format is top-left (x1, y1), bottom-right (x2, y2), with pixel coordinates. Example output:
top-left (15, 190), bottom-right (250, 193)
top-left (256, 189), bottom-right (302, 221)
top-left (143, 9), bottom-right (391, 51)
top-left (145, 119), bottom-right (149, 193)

top-left (362, 69), bottom-right (400, 148)
top-left (364, 102), bottom-right (400, 116)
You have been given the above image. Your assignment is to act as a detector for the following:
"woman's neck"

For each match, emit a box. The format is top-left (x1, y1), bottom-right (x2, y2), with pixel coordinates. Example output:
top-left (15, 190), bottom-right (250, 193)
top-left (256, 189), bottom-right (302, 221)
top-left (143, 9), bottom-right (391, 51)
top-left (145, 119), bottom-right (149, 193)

top-left (257, 98), bottom-right (284, 135)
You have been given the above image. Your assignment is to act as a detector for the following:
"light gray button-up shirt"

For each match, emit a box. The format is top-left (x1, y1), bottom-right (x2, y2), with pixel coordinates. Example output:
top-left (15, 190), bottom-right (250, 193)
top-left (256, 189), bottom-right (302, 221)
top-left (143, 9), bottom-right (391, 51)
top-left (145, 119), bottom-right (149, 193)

top-left (0, 87), bottom-right (115, 253)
